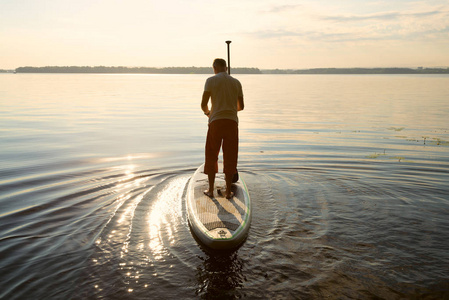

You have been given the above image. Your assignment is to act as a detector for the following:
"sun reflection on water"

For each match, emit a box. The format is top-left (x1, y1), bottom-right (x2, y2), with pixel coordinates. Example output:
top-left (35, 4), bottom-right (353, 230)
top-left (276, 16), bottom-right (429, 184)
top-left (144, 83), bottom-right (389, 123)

top-left (106, 162), bottom-right (153, 258)
top-left (89, 163), bottom-right (190, 295)
top-left (147, 176), bottom-right (188, 260)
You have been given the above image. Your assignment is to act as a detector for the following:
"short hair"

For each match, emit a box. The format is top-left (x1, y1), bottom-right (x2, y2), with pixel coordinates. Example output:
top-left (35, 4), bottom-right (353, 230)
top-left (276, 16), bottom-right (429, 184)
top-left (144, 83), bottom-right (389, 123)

top-left (213, 58), bottom-right (227, 69)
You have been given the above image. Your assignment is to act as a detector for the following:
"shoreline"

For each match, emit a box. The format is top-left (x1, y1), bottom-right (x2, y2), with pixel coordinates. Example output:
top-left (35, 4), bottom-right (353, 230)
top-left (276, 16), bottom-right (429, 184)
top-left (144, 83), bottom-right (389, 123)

top-left (2, 66), bottom-right (449, 75)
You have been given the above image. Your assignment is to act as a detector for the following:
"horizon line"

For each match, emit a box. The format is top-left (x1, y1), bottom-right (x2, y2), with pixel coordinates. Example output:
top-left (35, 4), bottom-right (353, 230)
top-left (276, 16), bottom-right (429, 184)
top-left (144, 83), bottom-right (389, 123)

top-left (2, 65), bottom-right (449, 71)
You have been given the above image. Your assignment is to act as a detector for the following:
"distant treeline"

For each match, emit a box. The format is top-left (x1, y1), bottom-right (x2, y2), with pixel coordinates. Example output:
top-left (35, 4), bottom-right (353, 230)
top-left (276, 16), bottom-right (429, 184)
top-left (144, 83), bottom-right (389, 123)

top-left (263, 68), bottom-right (449, 74)
top-left (15, 66), bottom-right (262, 74)
top-left (11, 66), bottom-right (449, 74)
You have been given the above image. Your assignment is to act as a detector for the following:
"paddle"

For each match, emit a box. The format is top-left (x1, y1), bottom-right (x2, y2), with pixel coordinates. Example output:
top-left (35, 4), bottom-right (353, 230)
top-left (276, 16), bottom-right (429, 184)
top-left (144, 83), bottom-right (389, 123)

top-left (226, 40), bottom-right (239, 183)
top-left (226, 40), bottom-right (231, 75)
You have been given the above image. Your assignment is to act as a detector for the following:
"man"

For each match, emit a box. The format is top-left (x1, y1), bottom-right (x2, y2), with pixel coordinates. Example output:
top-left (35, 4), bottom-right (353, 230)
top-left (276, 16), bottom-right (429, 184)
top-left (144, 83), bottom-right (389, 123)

top-left (201, 58), bottom-right (244, 199)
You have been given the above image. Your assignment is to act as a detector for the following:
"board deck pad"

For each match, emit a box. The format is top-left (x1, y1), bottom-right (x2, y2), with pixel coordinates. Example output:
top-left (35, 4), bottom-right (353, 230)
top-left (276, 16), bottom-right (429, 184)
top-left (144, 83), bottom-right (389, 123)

top-left (187, 163), bottom-right (251, 249)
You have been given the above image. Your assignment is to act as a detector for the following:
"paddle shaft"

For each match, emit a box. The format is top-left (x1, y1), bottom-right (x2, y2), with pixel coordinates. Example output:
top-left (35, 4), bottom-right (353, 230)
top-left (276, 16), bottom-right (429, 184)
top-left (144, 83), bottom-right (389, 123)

top-left (226, 41), bottom-right (231, 75)
top-left (225, 40), bottom-right (239, 182)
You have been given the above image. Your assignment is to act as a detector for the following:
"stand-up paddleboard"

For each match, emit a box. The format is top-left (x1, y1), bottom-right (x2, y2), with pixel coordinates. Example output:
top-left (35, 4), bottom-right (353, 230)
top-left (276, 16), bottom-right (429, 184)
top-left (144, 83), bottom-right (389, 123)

top-left (187, 163), bottom-right (251, 250)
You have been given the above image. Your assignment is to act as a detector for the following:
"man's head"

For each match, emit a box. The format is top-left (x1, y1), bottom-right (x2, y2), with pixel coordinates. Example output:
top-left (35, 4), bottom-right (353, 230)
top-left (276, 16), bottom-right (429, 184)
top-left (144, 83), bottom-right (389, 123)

top-left (213, 58), bottom-right (227, 74)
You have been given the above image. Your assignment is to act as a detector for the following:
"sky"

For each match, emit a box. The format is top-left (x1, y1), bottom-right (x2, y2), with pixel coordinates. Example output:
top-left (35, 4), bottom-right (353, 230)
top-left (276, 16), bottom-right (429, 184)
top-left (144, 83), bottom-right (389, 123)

top-left (1, 0), bottom-right (449, 69)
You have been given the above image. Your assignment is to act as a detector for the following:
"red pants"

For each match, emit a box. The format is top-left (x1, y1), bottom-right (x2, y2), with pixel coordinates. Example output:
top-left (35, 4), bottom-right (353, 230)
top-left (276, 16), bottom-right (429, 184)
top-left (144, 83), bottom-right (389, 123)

top-left (204, 119), bottom-right (238, 175)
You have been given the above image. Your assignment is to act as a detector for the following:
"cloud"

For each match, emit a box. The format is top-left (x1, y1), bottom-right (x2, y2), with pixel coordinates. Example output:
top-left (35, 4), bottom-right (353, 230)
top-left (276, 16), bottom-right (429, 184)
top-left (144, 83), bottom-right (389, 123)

top-left (262, 4), bottom-right (303, 13)
top-left (245, 3), bottom-right (449, 44)
top-left (246, 28), bottom-right (395, 43)
top-left (246, 22), bottom-right (449, 45)
top-left (249, 29), bottom-right (304, 39)
top-left (322, 8), bottom-right (447, 22)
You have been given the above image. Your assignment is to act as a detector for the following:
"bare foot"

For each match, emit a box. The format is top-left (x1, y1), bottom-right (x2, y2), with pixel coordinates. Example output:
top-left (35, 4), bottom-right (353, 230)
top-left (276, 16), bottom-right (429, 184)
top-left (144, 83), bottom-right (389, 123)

top-left (203, 190), bottom-right (214, 198)
top-left (226, 191), bottom-right (234, 199)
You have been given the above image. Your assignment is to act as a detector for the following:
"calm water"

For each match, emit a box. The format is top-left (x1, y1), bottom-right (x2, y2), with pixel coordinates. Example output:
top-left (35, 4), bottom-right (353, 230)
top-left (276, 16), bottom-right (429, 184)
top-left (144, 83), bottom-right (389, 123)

top-left (1, 73), bottom-right (448, 299)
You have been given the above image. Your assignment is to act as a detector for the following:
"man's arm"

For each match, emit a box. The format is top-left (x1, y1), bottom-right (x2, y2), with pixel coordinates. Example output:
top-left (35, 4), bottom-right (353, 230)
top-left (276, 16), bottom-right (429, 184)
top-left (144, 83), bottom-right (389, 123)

top-left (237, 96), bottom-right (244, 111)
top-left (201, 91), bottom-right (211, 116)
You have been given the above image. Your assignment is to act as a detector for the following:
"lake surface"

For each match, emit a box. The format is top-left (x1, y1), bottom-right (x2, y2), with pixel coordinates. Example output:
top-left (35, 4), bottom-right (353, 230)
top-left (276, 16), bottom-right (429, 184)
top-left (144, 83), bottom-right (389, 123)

top-left (1, 73), bottom-right (448, 299)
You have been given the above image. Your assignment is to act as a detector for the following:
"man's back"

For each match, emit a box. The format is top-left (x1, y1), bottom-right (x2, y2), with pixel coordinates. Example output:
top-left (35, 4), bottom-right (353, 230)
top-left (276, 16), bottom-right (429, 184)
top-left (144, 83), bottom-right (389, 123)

top-left (204, 72), bottom-right (243, 124)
